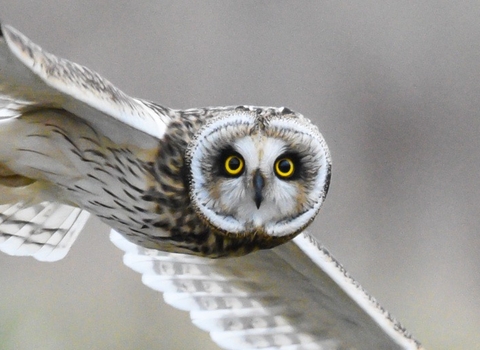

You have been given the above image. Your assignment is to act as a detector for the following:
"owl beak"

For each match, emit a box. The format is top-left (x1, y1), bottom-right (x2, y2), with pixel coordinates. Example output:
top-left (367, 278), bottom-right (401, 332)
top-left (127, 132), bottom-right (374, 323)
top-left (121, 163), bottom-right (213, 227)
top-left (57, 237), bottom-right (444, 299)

top-left (253, 170), bottom-right (265, 209)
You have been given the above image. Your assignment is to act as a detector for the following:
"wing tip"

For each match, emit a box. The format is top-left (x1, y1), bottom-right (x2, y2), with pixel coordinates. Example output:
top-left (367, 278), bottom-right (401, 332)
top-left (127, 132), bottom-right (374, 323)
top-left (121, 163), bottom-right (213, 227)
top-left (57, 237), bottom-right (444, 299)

top-left (293, 234), bottom-right (423, 349)
top-left (0, 22), bottom-right (11, 39)
top-left (0, 18), bottom-right (7, 37)
top-left (0, 24), bottom-right (16, 41)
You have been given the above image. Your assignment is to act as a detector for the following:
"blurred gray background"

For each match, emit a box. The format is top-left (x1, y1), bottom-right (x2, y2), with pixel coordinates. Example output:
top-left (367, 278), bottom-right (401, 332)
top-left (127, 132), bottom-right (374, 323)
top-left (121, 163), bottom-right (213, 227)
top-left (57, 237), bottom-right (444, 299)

top-left (0, 1), bottom-right (479, 349)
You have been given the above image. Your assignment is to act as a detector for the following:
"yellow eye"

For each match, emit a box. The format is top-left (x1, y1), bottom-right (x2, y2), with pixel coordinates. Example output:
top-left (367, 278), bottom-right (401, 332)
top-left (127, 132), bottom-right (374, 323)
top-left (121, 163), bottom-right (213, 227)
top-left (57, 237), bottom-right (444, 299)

top-left (224, 155), bottom-right (244, 176)
top-left (275, 158), bottom-right (295, 178)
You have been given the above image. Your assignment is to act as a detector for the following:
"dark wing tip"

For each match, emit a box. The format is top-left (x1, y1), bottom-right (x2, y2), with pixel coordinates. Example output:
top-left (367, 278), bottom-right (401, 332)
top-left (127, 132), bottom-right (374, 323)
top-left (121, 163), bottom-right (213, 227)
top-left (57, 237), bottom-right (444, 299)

top-left (0, 23), bottom-right (3, 38)
top-left (281, 107), bottom-right (294, 115)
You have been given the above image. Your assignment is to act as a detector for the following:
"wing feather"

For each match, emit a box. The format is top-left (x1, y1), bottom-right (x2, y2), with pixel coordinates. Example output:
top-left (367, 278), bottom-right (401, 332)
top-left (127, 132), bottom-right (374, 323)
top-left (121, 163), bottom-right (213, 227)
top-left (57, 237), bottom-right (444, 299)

top-left (110, 230), bottom-right (423, 350)
top-left (0, 24), bottom-right (171, 146)
top-left (0, 201), bottom-right (90, 261)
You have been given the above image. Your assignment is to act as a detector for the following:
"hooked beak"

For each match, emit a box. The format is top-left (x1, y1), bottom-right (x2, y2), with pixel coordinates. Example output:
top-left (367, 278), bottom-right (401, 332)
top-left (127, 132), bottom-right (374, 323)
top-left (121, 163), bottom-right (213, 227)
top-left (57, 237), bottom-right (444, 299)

top-left (253, 169), bottom-right (265, 209)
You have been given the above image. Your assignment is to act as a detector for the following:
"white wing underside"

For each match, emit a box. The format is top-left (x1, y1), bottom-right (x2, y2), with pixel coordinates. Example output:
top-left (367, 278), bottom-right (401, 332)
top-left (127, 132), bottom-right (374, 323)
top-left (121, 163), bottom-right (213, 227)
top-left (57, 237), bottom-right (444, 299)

top-left (111, 231), bottom-right (422, 350)
top-left (0, 201), bottom-right (90, 261)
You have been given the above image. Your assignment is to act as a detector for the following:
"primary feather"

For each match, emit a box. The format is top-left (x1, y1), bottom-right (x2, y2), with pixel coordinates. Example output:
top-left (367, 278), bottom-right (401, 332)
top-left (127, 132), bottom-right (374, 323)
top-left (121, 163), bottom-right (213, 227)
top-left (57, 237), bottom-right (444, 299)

top-left (0, 201), bottom-right (89, 261)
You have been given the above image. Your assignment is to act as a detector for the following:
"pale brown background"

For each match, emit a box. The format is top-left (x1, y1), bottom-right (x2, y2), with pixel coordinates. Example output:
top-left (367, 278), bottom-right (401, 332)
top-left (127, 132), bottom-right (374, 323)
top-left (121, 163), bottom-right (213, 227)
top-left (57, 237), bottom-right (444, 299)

top-left (1, 2), bottom-right (479, 349)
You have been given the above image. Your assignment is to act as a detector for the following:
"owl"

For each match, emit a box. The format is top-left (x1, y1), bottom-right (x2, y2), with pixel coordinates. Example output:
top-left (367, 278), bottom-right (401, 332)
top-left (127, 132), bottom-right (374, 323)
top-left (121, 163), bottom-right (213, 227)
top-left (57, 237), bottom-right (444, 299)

top-left (0, 24), bottom-right (422, 349)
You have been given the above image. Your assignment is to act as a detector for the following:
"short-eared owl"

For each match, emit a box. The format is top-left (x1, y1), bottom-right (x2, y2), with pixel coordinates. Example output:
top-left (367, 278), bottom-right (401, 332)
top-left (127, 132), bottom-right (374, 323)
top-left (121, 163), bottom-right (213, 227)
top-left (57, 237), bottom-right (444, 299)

top-left (0, 24), bottom-right (422, 349)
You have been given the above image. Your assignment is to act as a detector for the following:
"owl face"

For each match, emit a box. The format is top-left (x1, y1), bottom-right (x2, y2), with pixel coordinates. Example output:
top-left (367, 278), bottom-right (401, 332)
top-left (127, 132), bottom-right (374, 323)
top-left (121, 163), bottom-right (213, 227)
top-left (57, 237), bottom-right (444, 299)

top-left (186, 108), bottom-right (331, 238)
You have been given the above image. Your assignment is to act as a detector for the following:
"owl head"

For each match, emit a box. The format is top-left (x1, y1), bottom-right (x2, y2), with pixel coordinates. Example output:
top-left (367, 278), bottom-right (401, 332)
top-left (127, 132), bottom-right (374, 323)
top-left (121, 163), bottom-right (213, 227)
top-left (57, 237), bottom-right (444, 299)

top-left (186, 106), bottom-right (331, 239)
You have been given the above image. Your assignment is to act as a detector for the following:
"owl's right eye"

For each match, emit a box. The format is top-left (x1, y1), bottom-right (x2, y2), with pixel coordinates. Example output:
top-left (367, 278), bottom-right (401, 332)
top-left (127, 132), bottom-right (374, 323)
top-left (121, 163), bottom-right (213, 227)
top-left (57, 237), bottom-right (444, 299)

top-left (224, 154), bottom-right (244, 176)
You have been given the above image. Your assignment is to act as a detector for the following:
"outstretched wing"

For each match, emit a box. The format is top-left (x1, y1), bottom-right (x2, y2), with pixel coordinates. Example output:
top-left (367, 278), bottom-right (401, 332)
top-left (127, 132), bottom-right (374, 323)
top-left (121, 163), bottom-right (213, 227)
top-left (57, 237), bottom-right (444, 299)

top-left (0, 23), bottom-right (173, 260)
top-left (111, 230), bottom-right (422, 350)
top-left (0, 24), bottom-right (172, 146)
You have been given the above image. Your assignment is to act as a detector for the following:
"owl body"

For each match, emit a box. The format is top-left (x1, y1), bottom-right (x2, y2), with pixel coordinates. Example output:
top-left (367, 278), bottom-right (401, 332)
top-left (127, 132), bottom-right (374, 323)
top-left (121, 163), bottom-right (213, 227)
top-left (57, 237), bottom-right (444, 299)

top-left (0, 82), bottom-right (330, 257)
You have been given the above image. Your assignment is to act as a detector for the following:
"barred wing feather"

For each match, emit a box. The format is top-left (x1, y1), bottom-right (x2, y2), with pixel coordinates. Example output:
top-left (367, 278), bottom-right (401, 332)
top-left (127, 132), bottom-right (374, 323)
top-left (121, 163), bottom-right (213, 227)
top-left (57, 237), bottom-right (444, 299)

top-left (110, 230), bottom-right (422, 350)
top-left (0, 201), bottom-right (90, 261)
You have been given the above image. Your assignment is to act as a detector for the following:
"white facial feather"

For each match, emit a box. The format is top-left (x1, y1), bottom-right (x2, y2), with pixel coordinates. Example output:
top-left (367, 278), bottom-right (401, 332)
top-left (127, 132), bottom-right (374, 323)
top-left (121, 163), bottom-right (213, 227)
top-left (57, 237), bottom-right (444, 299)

top-left (219, 137), bottom-right (297, 227)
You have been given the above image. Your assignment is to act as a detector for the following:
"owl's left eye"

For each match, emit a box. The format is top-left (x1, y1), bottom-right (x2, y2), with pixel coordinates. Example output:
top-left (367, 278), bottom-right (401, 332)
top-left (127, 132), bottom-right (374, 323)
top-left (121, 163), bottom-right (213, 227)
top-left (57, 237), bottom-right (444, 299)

top-left (224, 154), bottom-right (244, 176)
top-left (274, 157), bottom-right (295, 179)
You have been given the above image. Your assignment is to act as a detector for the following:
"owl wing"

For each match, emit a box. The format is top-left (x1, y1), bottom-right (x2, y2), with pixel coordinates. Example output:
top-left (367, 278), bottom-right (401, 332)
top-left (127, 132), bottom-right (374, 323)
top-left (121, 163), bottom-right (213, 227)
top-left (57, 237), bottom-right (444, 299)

top-left (0, 24), bottom-right (172, 260)
top-left (0, 24), bottom-right (171, 146)
top-left (0, 201), bottom-right (90, 261)
top-left (111, 230), bottom-right (422, 350)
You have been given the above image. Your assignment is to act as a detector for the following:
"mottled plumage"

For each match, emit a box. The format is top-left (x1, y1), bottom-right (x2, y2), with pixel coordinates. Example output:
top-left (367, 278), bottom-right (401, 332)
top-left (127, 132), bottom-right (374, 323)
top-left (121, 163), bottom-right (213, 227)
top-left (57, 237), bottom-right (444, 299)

top-left (0, 23), bottom-right (331, 258)
top-left (0, 24), bottom-right (422, 349)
